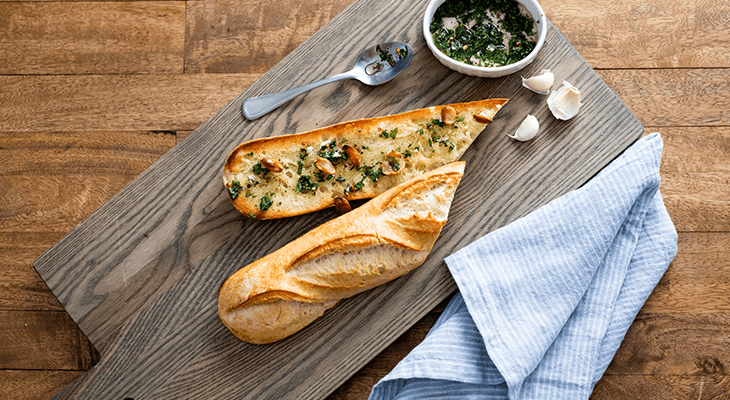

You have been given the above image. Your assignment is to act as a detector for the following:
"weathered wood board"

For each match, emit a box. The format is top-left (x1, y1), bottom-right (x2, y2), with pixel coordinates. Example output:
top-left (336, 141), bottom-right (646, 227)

top-left (33, 0), bottom-right (643, 398)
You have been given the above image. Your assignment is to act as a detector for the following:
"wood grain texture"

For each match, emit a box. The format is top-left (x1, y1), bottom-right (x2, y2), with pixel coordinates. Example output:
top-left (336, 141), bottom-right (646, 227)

top-left (182, 0), bottom-right (730, 71)
top-left (0, 131), bottom-right (176, 232)
top-left (0, 371), bottom-right (85, 400)
top-left (644, 232), bottom-right (730, 313)
top-left (327, 310), bottom-right (443, 400)
top-left (185, 0), bottom-right (353, 73)
top-left (0, 311), bottom-right (98, 370)
top-left (541, 0), bottom-right (730, 69)
top-left (0, 2), bottom-right (185, 75)
top-left (1, 69), bottom-right (726, 133)
top-left (656, 127), bottom-right (730, 232)
top-left (597, 69), bottom-right (730, 127)
top-left (32, 0), bottom-right (643, 394)
top-left (607, 312), bottom-right (730, 375)
top-left (0, 130), bottom-right (176, 395)
top-left (0, 131), bottom-right (176, 315)
top-left (175, 130), bottom-right (194, 141)
top-left (0, 232), bottom-right (65, 311)
top-left (0, 75), bottom-right (256, 132)
top-left (592, 374), bottom-right (730, 400)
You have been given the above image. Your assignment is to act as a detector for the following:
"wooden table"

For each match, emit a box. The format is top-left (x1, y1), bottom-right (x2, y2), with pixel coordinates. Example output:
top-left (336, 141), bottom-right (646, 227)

top-left (1, 0), bottom-right (728, 398)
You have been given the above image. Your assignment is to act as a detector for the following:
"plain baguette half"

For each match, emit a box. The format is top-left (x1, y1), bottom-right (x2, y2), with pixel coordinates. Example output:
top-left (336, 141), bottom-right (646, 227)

top-left (223, 98), bottom-right (506, 219)
top-left (218, 161), bottom-right (466, 344)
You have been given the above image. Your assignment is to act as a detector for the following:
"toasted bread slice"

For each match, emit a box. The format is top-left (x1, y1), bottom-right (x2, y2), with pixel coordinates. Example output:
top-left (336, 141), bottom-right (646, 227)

top-left (223, 98), bottom-right (506, 219)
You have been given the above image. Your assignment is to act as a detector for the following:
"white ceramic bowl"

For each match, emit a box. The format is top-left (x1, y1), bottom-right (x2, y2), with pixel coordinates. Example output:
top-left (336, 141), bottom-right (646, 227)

top-left (423, 0), bottom-right (547, 78)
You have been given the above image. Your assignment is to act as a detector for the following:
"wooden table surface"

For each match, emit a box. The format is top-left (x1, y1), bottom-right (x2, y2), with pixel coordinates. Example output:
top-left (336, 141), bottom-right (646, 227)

top-left (1, 0), bottom-right (728, 398)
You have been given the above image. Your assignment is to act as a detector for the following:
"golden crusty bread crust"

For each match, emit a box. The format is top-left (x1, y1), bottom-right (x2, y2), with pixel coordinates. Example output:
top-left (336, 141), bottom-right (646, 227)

top-left (218, 162), bottom-right (466, 344)
top-left (223, 99), bottom-right (506, 219)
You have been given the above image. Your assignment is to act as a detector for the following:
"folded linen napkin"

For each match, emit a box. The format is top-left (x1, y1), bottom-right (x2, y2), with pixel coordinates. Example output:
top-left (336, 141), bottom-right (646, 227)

top-left (370, 132), bottom-right (678, 400)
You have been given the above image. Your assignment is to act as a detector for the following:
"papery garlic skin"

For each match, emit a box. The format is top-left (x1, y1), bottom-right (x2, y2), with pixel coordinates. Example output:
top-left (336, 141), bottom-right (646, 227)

top-left (547, 81), bottom-right (583, 120)
top-left (508, 115), bottom-right (539, 141)
top-left (522, 69), bottom-right (554, 94)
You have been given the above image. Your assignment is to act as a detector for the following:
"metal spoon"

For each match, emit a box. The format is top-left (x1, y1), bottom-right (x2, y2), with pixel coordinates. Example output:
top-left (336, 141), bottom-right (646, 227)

top-left (242, 42), bottom-right (413, 120)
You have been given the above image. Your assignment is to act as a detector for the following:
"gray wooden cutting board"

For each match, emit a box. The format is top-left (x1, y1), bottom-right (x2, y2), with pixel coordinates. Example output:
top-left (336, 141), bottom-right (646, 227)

top-left (34, 0), bottom-right (643, 398)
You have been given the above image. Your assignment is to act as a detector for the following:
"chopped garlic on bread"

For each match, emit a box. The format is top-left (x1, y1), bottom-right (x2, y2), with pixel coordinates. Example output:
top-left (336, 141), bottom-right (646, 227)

top-left (223, 98), bottom-right (507, 219)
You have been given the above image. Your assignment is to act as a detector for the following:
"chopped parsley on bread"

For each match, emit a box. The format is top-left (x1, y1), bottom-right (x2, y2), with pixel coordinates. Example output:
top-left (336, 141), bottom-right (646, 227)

top-left (223, 98), bottom-right (507, 219)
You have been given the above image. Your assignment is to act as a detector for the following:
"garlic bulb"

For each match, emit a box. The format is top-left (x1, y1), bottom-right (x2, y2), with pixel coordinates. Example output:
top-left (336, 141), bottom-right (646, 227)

top-left (547, 81), bottom-right (583, 120)
top-left (522, 69), bottom-right (554, 94)
top-left (508, 115), bottom-right (539, 142)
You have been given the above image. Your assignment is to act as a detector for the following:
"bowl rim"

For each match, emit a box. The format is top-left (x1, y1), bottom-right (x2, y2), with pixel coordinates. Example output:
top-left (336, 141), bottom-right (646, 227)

top-left (423, 0), bottom-right (547, 77)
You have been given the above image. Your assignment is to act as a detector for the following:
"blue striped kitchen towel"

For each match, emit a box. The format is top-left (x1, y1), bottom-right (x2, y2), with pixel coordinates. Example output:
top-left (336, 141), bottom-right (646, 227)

top-left (370, 132), bottom-right (678, 400)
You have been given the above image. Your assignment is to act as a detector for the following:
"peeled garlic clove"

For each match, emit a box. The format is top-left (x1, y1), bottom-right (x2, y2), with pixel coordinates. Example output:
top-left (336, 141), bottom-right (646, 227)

top-left (547, 81), bottom-right (583, 120)
top-left (508, 115), bottom-right (539, 142)
top-left (522, 69), bottom-right (554, 94)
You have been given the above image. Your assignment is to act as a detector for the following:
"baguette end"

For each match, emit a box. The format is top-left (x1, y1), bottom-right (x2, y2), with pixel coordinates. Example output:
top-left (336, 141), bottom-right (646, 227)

top-left (219, 299), bottom-right (338, 344)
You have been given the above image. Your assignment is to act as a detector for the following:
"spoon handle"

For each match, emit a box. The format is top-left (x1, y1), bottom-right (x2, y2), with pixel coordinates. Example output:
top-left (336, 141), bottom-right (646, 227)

top-left (242, 71), bottom-right (355, 120)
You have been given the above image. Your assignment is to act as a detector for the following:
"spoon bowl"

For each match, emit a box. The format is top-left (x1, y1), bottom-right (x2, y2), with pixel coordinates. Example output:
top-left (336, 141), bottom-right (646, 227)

top-left (242, 41), bottom-right (413, 120)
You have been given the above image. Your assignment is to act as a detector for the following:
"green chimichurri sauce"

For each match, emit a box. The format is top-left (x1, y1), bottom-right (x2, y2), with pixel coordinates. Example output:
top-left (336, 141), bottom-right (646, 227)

top-left (430, 0), bottom-right (537, 68)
